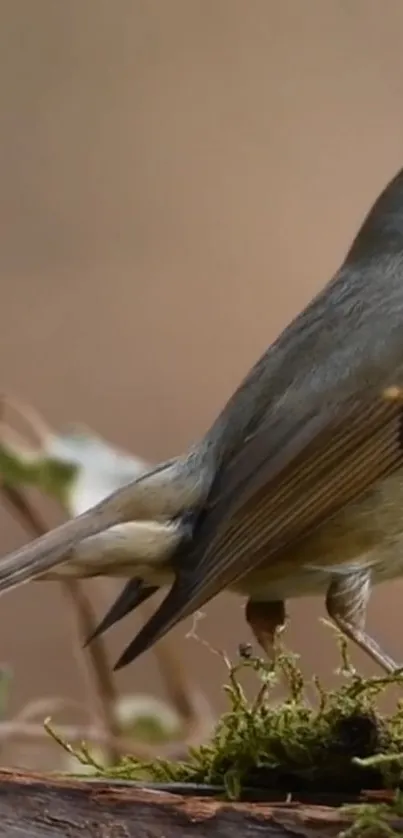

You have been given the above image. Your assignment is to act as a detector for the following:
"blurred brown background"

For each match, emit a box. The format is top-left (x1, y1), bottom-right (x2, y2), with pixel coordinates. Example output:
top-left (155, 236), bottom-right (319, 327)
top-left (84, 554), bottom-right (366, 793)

top-left (1, 0), bottom-right (403, 763)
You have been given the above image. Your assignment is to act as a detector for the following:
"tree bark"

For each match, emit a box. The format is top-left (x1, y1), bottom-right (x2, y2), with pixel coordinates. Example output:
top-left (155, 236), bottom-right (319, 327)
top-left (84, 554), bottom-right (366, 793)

top-left (0, 770), bottom-right (401, 838)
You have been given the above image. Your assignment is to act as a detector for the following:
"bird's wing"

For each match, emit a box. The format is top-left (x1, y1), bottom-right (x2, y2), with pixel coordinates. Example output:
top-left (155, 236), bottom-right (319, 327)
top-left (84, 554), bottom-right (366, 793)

top-left (114, 388), bottom-right (403, 668)
top-left (189, 389), bottom-right (403, 585)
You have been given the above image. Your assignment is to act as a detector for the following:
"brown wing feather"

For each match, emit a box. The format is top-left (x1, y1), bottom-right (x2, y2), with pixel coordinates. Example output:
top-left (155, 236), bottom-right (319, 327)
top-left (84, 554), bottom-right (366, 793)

top-left (113, 392), bottom-right (403, 668)
top-left (189, 395), bottom-right (403, 596)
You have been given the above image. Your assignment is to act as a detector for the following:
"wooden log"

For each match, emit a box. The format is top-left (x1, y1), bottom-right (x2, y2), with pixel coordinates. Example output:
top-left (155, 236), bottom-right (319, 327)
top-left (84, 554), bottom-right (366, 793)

top-left (0, 770), bottom-right (402, 838)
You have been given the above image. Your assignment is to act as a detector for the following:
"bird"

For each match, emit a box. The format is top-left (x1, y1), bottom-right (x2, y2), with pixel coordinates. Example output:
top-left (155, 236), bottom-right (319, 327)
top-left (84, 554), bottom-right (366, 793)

top-left (1, 165), bottom-right (403, 674)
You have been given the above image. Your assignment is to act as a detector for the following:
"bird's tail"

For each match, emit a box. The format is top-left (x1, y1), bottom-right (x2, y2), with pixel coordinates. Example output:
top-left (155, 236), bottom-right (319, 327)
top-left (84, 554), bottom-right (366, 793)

top-left (0, 454), bottom-right (211, 596)
top-left (85, 578), bottom-right (159, 644)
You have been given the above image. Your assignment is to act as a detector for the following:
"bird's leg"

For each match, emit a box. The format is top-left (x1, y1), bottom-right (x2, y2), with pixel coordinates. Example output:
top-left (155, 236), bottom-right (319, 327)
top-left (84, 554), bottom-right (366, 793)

top-left (245, 599), bottom-right (287, 660)
top-left (326, 571), bottom-right (400, 674)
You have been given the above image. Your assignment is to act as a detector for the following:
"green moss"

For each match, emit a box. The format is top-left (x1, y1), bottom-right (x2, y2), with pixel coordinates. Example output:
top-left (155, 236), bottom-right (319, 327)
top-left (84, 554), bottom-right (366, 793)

top-left (339, 795), bottom-right (403, 837)
top-left (47, 631), bottom-right (403, 834)
top-left (47, 633), bottom-right (403, 792)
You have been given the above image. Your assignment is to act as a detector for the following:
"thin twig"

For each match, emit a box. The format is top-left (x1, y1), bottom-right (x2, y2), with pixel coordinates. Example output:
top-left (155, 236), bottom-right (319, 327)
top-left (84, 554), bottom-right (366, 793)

top-left (0, 393), bottom-right (53, 446)
top-left (0, 721), bottom-right (157, 758)
top-left (0, 720), bottom-right (193, 762)
top-left (60, 579), bottom-right (122, 762)
top-left (149, 628), bottom-right (216, 747)
top-left (12, 696), bottom-right (84, 723)
top-left (0, 484), bottom-right (48, 541)
top-left (0, 482), bottom-right (121, 764)
top-left (0, 398), bottom-right (215, 760)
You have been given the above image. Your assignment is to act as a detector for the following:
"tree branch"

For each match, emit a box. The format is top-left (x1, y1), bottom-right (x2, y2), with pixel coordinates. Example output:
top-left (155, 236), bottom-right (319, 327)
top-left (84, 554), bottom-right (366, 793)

top-left (1, 769), bottom-right (397, 838)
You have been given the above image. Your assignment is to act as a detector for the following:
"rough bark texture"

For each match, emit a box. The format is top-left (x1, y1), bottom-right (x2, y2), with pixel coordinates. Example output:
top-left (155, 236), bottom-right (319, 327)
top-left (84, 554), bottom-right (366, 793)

top-left (0, 770), bottom-right (402, 838)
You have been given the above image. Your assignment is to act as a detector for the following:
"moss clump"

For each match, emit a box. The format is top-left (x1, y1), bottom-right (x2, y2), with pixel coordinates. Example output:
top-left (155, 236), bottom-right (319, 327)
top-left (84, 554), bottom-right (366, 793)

top-left (47, 631), bottom-right (403, 810)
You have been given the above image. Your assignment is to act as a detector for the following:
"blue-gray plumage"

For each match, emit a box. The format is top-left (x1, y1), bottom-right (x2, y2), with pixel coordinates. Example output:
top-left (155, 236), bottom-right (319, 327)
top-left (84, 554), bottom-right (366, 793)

top-left (2, 167), bottom-right (403, 673)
